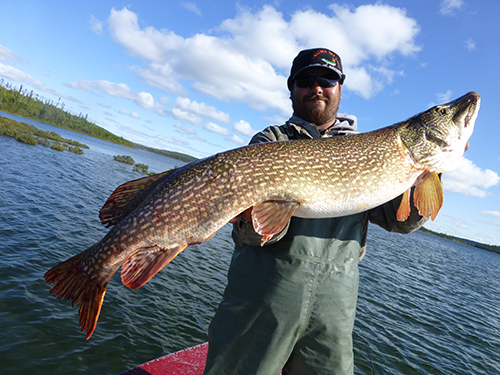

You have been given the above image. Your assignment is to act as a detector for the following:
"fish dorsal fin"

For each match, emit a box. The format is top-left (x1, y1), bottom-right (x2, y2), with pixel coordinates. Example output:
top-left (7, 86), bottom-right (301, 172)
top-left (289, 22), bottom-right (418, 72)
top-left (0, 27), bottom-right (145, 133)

top-left (396, 188), bottom-right (412, 221)
top-left (121, 244), bottom-right (188, 289)
top-left (99, 170), bottom-right (175, 227)
top-left (413, 171), bottom-right (443, 221)
top-left (252, 200), bottom-right (300, 246)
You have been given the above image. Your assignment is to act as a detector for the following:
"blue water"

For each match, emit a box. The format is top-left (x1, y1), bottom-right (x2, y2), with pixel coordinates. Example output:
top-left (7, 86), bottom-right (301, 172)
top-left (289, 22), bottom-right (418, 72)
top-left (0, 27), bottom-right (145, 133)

top-left (0, 114), bottom-right (499, 374)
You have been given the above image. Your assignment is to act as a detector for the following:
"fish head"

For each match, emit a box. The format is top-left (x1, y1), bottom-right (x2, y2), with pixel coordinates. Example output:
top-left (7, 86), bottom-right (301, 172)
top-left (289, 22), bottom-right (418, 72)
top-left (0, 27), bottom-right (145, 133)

top-left (398, 91), bottom-right (480, 173)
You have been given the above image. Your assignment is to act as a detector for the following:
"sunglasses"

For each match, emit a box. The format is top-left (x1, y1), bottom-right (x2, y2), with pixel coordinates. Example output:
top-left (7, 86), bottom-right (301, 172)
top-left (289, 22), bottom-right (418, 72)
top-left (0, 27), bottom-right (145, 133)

top-left (295, 75), bottom-right (339, 89)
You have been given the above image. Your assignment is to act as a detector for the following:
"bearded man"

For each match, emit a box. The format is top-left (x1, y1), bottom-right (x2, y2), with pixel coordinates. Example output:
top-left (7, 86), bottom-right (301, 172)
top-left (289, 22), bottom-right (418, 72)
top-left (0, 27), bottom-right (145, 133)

top-left (203, 48), bottom-right (427, 375)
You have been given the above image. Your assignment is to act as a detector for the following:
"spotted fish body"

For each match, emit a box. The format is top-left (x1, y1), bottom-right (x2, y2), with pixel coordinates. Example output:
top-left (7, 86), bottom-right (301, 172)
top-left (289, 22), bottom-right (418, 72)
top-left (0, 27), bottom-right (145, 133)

top-left (45, 92), bottom-right (480, 339)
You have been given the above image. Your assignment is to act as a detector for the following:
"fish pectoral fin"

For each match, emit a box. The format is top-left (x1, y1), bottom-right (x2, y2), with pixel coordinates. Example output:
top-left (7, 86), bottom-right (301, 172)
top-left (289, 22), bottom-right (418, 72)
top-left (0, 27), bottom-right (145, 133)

top-left (252, 200), bottom-right (300, 246)
top-left (396, 189), bottom-right (412, 221)
top-left (121, 244), bottom-right (188, 289)
top-left (99, 170), bottom-right (175, 227)
top-left (413, 171), bottom-right (443, 221)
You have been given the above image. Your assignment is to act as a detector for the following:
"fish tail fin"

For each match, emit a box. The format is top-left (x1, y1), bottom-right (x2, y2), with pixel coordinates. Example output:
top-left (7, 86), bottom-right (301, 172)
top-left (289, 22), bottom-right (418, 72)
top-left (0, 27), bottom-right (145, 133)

top-left (44, 245), bottom-right (108, 340)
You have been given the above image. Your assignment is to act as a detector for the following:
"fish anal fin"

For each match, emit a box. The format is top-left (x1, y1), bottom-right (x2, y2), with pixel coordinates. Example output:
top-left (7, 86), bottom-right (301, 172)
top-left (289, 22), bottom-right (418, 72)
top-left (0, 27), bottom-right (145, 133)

top-left (252, 200), bottom-right (300, 246)
top-left (44, 246), bottom-right (108, 340)
top-left (396, 189), bottom-right (412, 222)
top-left (413, 171), bottom-right (443, 221)
top-left (99, 169), bottom-right (175, 227)
top-left (121, 245), bottom-right (188, 289)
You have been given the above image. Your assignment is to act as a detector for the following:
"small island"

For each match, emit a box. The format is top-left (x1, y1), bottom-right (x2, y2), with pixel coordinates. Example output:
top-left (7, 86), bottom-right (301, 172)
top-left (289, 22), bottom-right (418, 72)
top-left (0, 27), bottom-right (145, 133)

top-left (113, 155), bottom-right (135, 164)
top-left (113, 155), bottom-right (158, 175)
top-left (0, 116), bottom-right (88, 154)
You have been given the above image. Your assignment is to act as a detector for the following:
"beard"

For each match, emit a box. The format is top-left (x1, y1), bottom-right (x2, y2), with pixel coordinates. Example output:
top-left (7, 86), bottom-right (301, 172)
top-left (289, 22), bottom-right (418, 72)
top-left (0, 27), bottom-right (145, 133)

top-left (292, 93), bottom-right (340, 126)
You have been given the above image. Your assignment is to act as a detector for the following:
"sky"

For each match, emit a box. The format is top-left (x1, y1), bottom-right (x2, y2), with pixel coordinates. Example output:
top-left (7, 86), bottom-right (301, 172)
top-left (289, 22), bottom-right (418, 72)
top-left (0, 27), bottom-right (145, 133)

top-left (1, 0), bottom-right (499, 245)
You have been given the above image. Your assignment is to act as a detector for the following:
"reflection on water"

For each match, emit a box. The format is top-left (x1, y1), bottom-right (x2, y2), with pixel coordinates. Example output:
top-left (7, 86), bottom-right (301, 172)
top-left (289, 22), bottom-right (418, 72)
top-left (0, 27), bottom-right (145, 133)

top-left (0, 117), bottom-right (499, 374)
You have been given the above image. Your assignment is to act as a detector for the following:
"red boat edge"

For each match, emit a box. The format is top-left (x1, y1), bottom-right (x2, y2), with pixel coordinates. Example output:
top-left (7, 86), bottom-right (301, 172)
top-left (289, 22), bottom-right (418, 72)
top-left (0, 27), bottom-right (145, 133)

top-left (119, 342), bottom-right (208, 375)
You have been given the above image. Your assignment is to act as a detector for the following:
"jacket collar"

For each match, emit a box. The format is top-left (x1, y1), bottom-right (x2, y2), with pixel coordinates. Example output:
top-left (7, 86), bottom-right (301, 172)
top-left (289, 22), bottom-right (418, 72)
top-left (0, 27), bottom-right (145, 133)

top-left (286, 114), bottom-right (359, 139)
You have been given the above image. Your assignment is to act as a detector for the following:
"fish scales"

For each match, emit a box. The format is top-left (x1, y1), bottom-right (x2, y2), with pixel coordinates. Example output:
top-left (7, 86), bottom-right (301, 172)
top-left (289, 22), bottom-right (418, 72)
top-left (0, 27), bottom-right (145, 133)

top-left (193, 127), bottom-right (413, 219)
top-left (45, 92), bottom-right (480, 339)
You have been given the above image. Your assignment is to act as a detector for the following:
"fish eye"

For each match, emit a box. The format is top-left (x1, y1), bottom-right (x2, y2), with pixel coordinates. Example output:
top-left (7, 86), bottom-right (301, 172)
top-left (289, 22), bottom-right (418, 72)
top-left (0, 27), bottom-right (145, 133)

top-left (436, 107), bottom-right (447, 115)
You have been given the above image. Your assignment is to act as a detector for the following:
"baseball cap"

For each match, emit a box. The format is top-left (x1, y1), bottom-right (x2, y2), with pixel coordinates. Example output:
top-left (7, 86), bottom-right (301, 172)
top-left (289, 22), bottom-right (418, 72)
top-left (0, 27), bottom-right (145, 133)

top-left (287, 48), bottom-right (345, 90)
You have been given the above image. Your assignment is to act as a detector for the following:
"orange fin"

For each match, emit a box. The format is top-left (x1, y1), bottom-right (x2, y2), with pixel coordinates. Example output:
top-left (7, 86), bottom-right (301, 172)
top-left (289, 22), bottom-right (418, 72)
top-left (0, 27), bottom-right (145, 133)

top-left (44, 246), bottom-right (108, 340)
top-left (99, 169), bottom-right (175, 227)
top-left (396, 189), bottom-right (412, 221)
top-left (121, 245), bottom-right (188, 289)
top-left (252, 200), bottom-right (300, 246)
top-left (413, 172), bottom-right (443, 221)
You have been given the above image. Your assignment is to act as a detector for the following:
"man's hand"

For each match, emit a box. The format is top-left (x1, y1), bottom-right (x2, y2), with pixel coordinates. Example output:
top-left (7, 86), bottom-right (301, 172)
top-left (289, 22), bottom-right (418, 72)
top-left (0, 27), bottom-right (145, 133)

top-left (229, 207), bottom-right (253, 223)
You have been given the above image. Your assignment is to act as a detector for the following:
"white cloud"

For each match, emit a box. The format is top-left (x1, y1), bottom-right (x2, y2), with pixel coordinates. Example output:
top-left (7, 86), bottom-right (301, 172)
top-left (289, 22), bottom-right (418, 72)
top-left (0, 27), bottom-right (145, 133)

top-left (0, 44), bottom-right (22, 63)
top-left (89, 15), bottom-right (104, 35)
top-left (439, 0), bottom-right (464, 16)
top-left (0, 62), bottom-right (79, 102)
top-left (482, 211), bottom-right (500, 220)
top-left (442, 158), bottom-right (500, 197)
top-left (429, 90), bottom-right (453, 107)
top-left (437, 90), bottom-right (453, 102)
top-left (202, 122), bottom-right (244, 144)
top-left (134, 63), bottom-right (184, 94)
top-left (135, 91), bottom-right (156, 109)
top-left (182, 2), bottom-right (201, 16)
top-left (326, 4), bottom-right (420, 58)
top-left (69, 79), bottom-right (129, 97)
top-left (174, 123), bottom-right (197, 135)
top-left (106, 5), bottom-right (421, 112)
top-left (68, 78), bottom-right (163, 112)
top-left (226, 134), bottom-right (245, 145)
top-left (171, 107), bottom-right (203, 126)
top-left (108, 7), bottom-right (183, 62)
top-left (217, 5), bottom-right (298, 71)
top-left (233, 120), bottom-right (257, 137)
top-left (0, 63), bottom-right (43, 86)
top-left (119, 108), bottom-right (139, 118)
top-left (204, 122), bottom-right (229, 135)
top-left (465, 38), bottom-right (476, 51)
top-left (174, 97), bottom-right (230, 123)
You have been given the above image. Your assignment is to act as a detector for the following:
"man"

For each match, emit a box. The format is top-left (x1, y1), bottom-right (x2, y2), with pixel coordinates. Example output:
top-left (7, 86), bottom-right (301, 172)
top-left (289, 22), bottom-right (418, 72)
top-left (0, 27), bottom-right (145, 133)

top-left (203, 48), bottom-right (427, 375)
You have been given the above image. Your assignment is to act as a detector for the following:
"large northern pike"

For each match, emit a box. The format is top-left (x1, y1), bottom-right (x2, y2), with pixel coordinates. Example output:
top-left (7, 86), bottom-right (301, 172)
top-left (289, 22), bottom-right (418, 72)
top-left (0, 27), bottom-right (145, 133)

top-left (45, 92), bottom-right (480, 339)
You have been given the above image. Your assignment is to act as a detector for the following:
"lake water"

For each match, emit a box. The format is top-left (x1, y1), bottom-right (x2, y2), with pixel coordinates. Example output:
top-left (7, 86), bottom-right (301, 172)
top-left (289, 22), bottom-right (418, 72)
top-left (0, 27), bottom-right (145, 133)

top-left (1, 113), bottom-right (499, 374)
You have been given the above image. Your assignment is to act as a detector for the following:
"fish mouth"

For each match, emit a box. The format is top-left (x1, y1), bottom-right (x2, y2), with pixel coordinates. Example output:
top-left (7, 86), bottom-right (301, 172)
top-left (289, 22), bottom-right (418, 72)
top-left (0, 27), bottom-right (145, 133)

top-left (452, 91), bottom-right (481, 128)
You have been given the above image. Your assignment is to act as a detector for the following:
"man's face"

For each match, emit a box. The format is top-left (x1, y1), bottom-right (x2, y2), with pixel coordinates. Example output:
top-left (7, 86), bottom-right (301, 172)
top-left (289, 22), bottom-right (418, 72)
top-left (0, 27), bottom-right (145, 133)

top-left (290, 67), bottom-right (342, 128)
